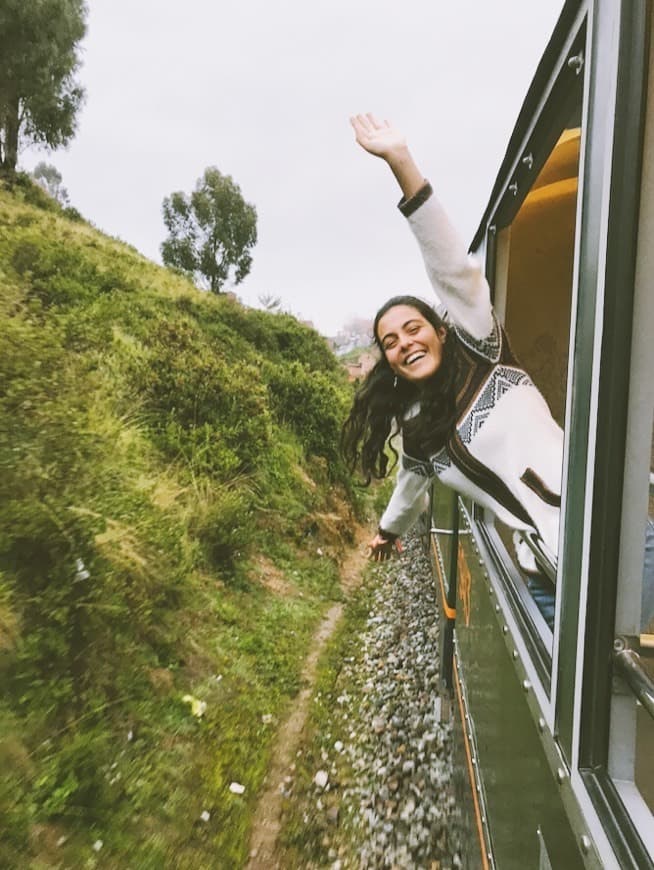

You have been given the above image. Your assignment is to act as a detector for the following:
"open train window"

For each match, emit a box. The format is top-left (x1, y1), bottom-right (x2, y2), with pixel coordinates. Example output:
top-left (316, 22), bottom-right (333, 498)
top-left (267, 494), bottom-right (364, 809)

top-left (478, 72), bottom-right (583, 674)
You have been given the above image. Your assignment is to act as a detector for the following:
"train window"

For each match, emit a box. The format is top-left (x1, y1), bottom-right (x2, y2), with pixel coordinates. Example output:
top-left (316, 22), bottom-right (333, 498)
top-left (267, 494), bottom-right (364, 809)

top-left (608, 406), bottom-right (654, 822)
top-left (430, 485), bottom-right (455, 608)
top-left (643, 439), bottom-right (654, 642)
top-left (485, 94), bottom-right (582, 654)
top-left (430, 484), bottom-right (458, 690)
top-left (634, 431), bottom-right (654, 813)
top-left (630, 410), bottom-right (654, 816)
top-left (603, 26), bottom-right (654, 842)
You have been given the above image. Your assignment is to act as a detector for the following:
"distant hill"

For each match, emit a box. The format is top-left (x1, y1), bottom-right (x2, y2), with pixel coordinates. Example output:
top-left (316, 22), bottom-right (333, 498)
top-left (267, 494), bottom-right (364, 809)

top-left (0, 173), bottom-right (361, 867)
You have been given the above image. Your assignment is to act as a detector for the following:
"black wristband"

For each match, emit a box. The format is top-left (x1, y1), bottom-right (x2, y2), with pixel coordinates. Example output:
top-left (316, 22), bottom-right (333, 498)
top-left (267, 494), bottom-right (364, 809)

top-left (397, 181), bottom-right (433, 218)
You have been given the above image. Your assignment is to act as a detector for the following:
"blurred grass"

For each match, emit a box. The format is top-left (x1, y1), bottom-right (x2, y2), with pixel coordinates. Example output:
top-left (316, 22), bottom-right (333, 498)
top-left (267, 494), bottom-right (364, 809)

top-left (0, 173), bottom-right (368, 867)
top-left (276, 573), bottom-right (377, 868)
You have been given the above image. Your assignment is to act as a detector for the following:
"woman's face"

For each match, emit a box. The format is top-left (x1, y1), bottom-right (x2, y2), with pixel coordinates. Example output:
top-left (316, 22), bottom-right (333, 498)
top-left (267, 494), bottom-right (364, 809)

top-left (376, 304), bottom-right (446, 383)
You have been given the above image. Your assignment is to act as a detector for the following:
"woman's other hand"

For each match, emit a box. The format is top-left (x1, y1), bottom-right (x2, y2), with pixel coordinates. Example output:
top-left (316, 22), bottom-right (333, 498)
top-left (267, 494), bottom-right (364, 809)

top-left (366, 532), bottom-right (403, 562)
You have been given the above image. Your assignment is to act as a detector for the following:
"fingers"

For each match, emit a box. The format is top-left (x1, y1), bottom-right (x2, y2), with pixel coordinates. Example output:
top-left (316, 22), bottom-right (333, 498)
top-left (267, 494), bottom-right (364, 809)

top-left (350, 114), bottom-right (372, 142)
top-left (364, 541), bottom-right (402, 562)
top-left (365, 544), bottom-right (385, 562)
top-left (350, 112), bottom-right (389, 136)
top-left (365, 112), bottom-right (386, 130)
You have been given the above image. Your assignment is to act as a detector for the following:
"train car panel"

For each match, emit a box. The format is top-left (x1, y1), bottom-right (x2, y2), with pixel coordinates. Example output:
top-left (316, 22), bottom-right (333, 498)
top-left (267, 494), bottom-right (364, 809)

top-left (454, 500), bottom-right (585, 869)
top-left (430, 0), bottom-right (654, 866)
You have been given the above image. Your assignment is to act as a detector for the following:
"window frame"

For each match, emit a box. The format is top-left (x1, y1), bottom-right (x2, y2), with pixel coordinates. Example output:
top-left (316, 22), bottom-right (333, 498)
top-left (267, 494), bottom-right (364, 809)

top-left (470, 12), bottom-right (588, 708)
top-left (462, 0), bottom-right (653, 862)
top-left (574, 1), bottom-right (654, 864)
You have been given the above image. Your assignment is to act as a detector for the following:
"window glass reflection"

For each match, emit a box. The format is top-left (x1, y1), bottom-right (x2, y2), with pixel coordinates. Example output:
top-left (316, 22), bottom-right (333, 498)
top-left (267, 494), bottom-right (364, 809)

top-left (641, 426), bottom-right (654, 639)
top-left (430, 483), bottom-right (456, 589)
top-left (633, 416), bottom-right (654, 812)
top-left (608, 326), bottom-right (654, 823)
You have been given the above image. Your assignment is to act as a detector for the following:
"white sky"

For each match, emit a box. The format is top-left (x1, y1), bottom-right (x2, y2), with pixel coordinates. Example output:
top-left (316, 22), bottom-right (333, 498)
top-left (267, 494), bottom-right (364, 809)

top-left (21, 0), bottom-right (564, 336)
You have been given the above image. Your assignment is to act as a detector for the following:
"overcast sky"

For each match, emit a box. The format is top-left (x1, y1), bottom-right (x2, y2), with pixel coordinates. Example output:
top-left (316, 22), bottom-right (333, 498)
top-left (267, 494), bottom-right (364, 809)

top-left (22, 0), bottom-right (564, 336)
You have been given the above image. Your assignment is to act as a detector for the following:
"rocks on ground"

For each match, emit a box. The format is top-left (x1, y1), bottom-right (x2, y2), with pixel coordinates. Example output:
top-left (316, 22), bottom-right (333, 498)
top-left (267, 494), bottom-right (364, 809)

top-left (289, 533), bottom-right (463, 869)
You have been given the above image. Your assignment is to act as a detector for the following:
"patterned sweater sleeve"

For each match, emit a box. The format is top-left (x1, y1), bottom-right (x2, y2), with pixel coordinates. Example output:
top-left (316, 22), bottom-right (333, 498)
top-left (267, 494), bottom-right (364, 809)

top-left (399, 182), bottom-right (494, 340)
top-left (378, 458), bottom-right (432, 539)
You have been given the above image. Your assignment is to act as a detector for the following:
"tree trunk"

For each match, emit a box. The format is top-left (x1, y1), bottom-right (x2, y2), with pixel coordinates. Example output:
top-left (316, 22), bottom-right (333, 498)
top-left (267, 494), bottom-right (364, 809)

top-left (2, 96), bottom-right (20, 171)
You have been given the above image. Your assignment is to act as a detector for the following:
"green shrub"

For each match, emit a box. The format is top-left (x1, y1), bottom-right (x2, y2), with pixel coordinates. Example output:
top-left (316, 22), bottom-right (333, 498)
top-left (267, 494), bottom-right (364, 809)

top-left (62, 205), bottom-right (84, 222)
top-left (189, 485), bottom-right (256, 576)
top-left (0, 180), bottom-right (360, 866)
top-left (182, 296), bottom-right (339, 373)
top-left (133, 318), bottom-right (272, 476)
top-left (9, 234), bottom-right (136, 308)
top-left (0, 315), bottom-right (186, 719)
top-left (5, 172), bottom-right (59, 212)
top-left (265, 360), bottom-right (350, 477)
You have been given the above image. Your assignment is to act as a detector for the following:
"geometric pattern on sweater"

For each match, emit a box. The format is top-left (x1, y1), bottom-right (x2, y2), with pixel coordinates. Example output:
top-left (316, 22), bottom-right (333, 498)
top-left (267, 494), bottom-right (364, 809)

top-left (458, 365), bottom-right (533, 445)
top-left (402, 452), bottom-right (432, 478)
top-left (429, 445), bottom-right (451, 475)
top-left (401, 443), bottom-right (451, 479)
top-left (453, 311), bottom-right (502, 363)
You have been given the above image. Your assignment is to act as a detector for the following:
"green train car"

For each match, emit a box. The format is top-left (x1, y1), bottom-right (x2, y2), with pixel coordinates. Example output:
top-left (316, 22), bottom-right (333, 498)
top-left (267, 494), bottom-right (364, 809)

top-left (429, 2), bottom-right (654, 867)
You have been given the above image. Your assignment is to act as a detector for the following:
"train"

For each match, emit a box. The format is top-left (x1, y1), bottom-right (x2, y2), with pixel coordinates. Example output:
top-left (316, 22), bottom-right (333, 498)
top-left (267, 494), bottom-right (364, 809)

top-left (428, 1), bottom-right (654, 867)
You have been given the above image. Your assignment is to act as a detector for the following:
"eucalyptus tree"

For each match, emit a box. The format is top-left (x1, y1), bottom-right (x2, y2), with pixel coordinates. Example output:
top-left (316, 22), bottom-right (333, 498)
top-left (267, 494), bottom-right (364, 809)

top-left (161, 167), bottom-right (257, 294)
top-left (0, 0), bottom-right (87, 172)
top-left (32, 161), bottom-right (70, 205)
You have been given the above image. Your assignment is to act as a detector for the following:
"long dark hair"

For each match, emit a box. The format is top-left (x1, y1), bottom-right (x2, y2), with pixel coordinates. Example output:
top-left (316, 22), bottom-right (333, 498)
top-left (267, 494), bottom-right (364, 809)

top-left (341, 295), bottom-right (459, 483)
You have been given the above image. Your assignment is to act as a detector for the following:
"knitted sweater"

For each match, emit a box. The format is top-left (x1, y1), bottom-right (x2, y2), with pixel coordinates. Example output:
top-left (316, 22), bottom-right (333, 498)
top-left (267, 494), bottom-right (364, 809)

top-left (379, 183), bottom-right (564, 560)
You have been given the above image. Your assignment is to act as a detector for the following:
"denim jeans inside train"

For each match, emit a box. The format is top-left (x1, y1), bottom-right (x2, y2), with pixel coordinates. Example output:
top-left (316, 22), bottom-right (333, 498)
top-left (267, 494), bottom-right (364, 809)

top-left (528, 518), bottom-right (654, 633)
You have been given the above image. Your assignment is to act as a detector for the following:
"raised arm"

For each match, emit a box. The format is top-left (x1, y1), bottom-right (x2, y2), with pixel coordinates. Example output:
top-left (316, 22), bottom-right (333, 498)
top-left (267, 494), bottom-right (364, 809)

top-left (350, 113), bottom-right (493, 339)
top-left (350, 113), bottom-right (424, 200)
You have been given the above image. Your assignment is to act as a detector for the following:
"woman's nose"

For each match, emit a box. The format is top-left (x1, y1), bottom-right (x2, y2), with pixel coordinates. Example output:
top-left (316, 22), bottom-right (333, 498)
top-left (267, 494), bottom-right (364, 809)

top-left (399, 333), bottom-right (412, 350)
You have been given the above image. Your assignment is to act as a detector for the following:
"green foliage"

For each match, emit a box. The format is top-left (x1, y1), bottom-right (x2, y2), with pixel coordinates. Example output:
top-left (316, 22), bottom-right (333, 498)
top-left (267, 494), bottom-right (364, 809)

top-left (133, 317), bottom-right (272, 477)
top-left (4, 171), bottom-right (60, 212)
top-left (224, 304), bottom-right (340, 373)
top-left (0, 0), bottom-right (87, 171)
top-left (161, 167), bottom-right (257, 293)
top-left (189, 484), bottom-right (256, 575)
top-left (0, 182), bottom-right (359, 866)
top-left (10, 236), bottom-right (135, 308)
top-left (62, 204), bottom-right (84, 222)
top-left (266, 360), bottom-right (350, 477)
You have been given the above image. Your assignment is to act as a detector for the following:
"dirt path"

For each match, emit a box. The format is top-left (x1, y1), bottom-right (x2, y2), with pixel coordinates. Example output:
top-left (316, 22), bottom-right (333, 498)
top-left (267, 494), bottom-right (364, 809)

top-left (246, 531), bottom-right (369, 869)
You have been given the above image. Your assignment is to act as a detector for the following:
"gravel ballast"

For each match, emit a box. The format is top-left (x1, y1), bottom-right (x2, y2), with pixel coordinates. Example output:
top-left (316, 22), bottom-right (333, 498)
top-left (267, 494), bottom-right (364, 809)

top-left (283, 533), bottom-right (463, 869)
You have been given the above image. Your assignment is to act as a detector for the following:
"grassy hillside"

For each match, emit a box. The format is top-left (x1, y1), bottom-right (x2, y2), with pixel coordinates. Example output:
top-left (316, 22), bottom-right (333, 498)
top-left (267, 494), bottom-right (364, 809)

top-left (0, 174), bottom-right (361, 868)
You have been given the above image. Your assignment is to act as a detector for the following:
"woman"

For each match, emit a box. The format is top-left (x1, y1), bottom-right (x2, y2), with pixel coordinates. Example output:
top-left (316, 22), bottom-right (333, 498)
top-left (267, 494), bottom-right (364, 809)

top-left (342, 113), bottom-right (564, 569)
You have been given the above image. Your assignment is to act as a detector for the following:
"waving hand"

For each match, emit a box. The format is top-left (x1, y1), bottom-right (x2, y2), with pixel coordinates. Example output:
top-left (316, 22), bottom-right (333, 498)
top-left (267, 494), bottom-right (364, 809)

top-left (350, 112), bottom-right (423, 200)
top-left (349, 113), bottom-right (407, 160)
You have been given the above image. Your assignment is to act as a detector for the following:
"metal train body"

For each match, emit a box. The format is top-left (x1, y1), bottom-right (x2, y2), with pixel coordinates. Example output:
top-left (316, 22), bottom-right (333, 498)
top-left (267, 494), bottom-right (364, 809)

top-left (428, 2), bottom-right (654, 867)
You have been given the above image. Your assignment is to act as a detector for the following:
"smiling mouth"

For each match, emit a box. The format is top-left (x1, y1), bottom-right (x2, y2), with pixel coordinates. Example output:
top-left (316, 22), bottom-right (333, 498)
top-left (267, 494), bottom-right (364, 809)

top-left (405, 351), bottom-right (426, 366)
